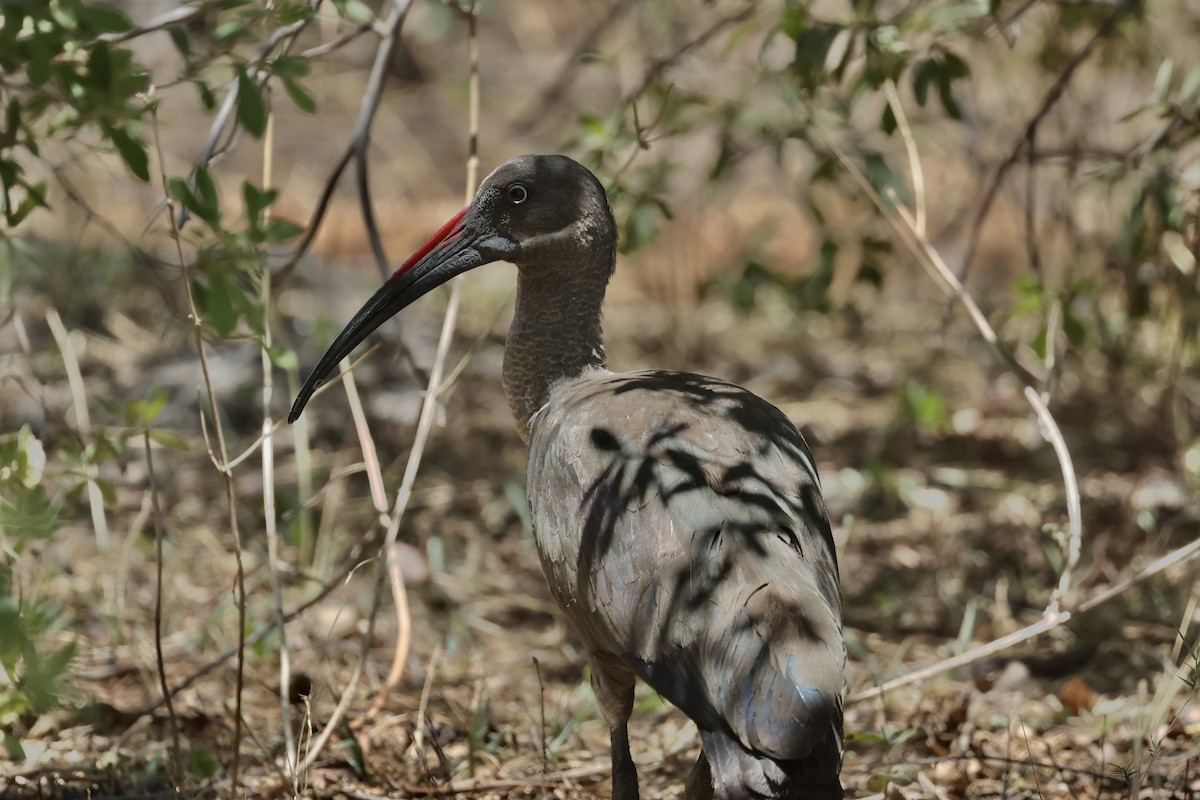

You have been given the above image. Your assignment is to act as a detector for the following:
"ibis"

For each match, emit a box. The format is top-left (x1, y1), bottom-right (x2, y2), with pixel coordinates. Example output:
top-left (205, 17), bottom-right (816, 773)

top-left (290, 155), bottom-right (845, 800)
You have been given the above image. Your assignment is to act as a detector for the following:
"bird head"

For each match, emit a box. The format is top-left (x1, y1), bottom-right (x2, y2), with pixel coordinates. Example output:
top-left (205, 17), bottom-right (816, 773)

top-left (288, 154), bottom-right (615, 423)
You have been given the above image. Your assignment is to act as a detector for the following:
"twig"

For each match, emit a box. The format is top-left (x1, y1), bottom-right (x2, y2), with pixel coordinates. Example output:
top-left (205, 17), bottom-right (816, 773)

top-left (956, 0), bottom-right (1139, 283)
top-left (138, 556), bottom-right (375, 717)
top-left (533, 656), bottom-right (547, 773)
top-left (851, 612), bottom-right (1069, 703)
top-left (413, 643), bottom-right (443, 780)
top-left (904, 754), bottom-right (1127, 787)
top-left (884, 80), bottom-right (925, 237)
top-left (221, 345), bottom-right (380, 473)
top-left (517, 0), bottom-right (641, 128)
top-left (298, 2), bottom-right (474, 770)
top-left (373, 0), bottom-right (481, 724)
top-left (150, 109), bottom-right (248, 793)
top-left (143, 432), bottom-right (183, 796)
top-left (299, 22), bottom-right (374, 59)
top-left (620, 4), bottom-right (755, 109)
top-left (258, 104), bottom-right (299, 787)
top-left (1077, 534), bottom-right (1200, 615)
top-left (1025, 385), bottom-right (1081, 614)
top-left (356, 0), bottom-right (415, 279)
top-left (178, 12), bottom-right (316, 228)
top-left (821, 125), bottom-right (1087, 703)
top-left (97, 1), bottom-right (212, 45)
top-left (1024, 135), bottom-right (1043, 278)
top-left (276, 0), bottom-right (415, 284)
top-left (396, 762), bottom-right (611, 796)
top-left (435, 288), bottom-right (514, 396)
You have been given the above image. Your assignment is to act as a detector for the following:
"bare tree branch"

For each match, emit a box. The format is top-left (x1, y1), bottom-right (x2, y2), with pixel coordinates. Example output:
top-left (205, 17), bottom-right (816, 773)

top-left (276, 0), bottom-right (415, 284)
top-left (956, 0), bottom-right (1140, 283)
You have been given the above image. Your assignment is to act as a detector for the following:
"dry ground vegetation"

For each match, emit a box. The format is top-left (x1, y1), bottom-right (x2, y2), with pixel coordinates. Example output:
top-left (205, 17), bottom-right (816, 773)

top-left (1, 0), bottom-right (1199, 798)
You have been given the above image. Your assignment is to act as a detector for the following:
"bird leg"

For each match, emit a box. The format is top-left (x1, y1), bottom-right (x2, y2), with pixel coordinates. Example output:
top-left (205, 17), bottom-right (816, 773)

top-left (684, 749), bottom-right (714, 800)
top-left (591, 659), bottom-right (639, 800)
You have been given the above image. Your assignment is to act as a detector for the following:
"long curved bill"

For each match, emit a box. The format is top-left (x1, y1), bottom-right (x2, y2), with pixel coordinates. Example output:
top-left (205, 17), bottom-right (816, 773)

top-left (288, 206), bottom-right (511, 423)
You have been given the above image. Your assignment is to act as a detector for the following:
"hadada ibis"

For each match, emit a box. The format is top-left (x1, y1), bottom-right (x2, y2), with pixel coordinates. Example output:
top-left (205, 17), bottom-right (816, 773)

top-left (290, 155), bottom-right (845, 800)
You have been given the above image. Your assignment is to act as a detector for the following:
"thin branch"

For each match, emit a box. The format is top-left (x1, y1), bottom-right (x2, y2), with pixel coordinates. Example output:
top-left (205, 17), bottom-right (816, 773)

top-left (143, 432), bottom-right (183, 796)
top-left (150, 109), bottom-right (248, 793)
top-left (276, 0), bottom-right (414, 284)
top-left (957, 0), bottom-right (1139, 283)
top-left (620, 4), bottom-right (755, 109)
top-left (221, 344), bottom-right (380, 473)
top-left (138, 556), bottom-right (375, 716)
top-left (178, 14), bottom-right (315, 228)
top-left (821, 127), bottom-right (1087, 704)
top-left (258, 104), bottom-right (299, 786)
top-left (97, 2), bottom-right (212, 45)
top-left (884, 80), bottom-right (926, 237)
top-left (1077, 534), bottom-right (1200, 615)
top-left (299, 22), bottom-right (374, 59)
top-left (356, 0), bottom-right (414, 279)
top-left (395, 763), bottom-right (611, 796)
top-left (517, 0), bottom-right (641, 128)
top-left (851, 612), bottom-right (1070, 704)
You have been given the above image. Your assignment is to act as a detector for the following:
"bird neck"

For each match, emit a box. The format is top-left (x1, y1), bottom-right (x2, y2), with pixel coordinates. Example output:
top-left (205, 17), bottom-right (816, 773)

top-left (503, 263), bottom-right (610, 442)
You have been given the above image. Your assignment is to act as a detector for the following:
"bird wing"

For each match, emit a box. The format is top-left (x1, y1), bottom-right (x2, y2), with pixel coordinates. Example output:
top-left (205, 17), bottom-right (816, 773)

top-left (528, 369), bottom-right (844, 766)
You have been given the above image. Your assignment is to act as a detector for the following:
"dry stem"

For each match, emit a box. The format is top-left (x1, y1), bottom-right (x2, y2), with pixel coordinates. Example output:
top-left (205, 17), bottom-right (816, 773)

top-left (150, 109), bottom-right (248, 794)
top-left (143, 431), bottom-right (183, 795)
top-left (45, 309), bottom-right (113, 604)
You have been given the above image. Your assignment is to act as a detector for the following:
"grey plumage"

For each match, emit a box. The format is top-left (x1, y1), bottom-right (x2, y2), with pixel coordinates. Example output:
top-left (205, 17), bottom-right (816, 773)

top-left (529, 371), bottom-right (844, 800)
top-left (290, 154), bottom-right (846, 800)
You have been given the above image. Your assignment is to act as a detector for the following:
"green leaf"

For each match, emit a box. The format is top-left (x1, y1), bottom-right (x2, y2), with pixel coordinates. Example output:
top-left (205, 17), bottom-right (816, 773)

top-left (26, 37), bottom-right (52, 87)
top-left (214, 19), bottom-right (248, 44)
top-left (186, 167), bottom-right (221, 227)
top-left (108, 126), bottom-right (150, 182)
top-left (937, 69), bottom-right (963, 119)
top-left (1062, 306), bottom-right (1086, 345)
top-left (1032, 323), bottom-right (1048, 359)
top-left (168, 25), bottom-right (190, 57)
top-left (1179, 66), bottom-right (1200, 105)
top-left (3, 732), bottom-right (24, 760)
top-left (93, 478), bottom-right (117, 505)
top-left (881, 103), bottom-right (897, 135)
top-left (195, 80), bottom-right (217, 111)
top-left (187, 746), bottom-right (220, 779)
top-left (281, 77), bottom-right (316, 113)
top-left (266, 344), bottom-right (298, 371)
top-left (205, 270), bottom-right (238, 338)
top-left (0, 487), bottom-right (60, 543)
top-left (242, 181), bottom-right (277, 227)
top-left (271, 56), bottom-right (311, 78)
top-left (149, 430), bottom-right (190, 451)
top-left (912, 59), bottom-right (935, 107)
top-left (0, 598), bottom-right (26, 669)
top-left (335, 0), bottom-right (376, 24)
top-left (87, 43), bottom-right (113, 90)
top-left (1152, 58), bottom-right (1173, 105)
top-left (902, 379), bottom-right (948, 432)
top-left (265, 218), bottom-right (304, 242)
top-left (77, 3), bottom-right (133, 34)
top-left (236, 67), bottom-right (267, 138)
top-left (168, 177), bottom-right (200, 217)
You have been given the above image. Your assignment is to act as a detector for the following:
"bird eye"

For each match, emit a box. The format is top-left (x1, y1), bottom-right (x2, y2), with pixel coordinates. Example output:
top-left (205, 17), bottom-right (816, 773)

top-left (507, 183), bottom-right (528, 204)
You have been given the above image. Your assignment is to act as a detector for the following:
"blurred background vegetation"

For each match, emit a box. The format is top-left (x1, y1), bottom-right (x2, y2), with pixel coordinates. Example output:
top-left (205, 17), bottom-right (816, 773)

top-left (1, 0), bottom-right (1198, 797)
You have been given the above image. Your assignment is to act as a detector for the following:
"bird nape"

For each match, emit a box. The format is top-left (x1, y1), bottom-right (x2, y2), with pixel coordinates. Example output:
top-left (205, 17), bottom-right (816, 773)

top-left (291, 154), bottom-right (846, 800)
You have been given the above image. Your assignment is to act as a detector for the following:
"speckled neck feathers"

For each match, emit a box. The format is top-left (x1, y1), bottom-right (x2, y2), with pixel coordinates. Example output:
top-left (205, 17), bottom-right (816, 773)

top-left (502, 205), bottom-right (616, 441)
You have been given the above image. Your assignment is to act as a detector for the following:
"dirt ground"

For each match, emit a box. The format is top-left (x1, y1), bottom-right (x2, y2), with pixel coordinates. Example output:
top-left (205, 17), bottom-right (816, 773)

top-left (2, 1), bottom-right (1200, 798)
